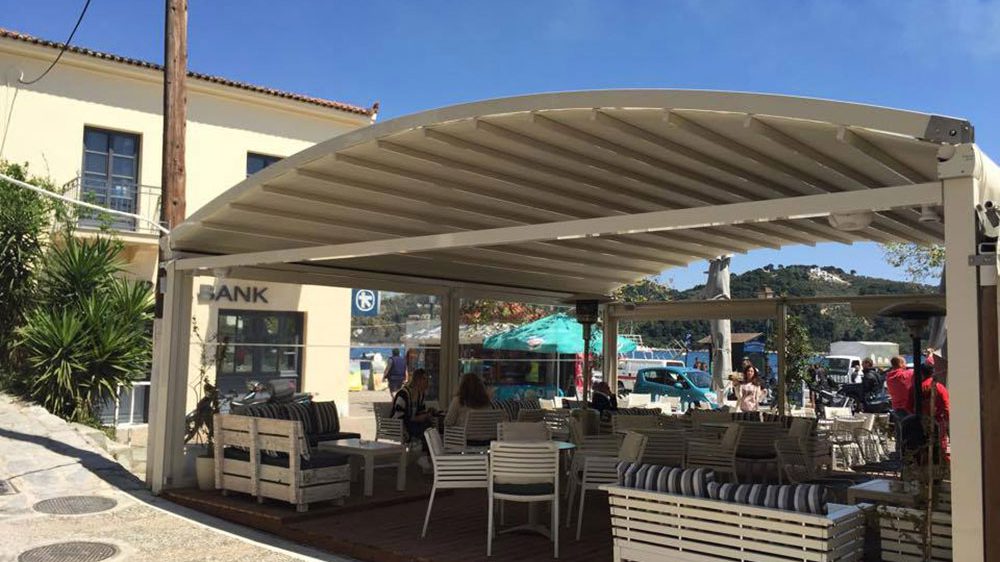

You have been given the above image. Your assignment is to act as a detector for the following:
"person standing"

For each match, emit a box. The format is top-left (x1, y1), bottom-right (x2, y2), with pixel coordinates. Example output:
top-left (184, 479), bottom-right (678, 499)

top-left (923, 350), bottom-right (951, 461)
top-left (740, 357), bottom-right (758, 383)
top-left (885, 356), bottom-right (914, 415)
top-left (737, 369), bottom-right (764, 412)
top-left (383, 348), bottom-right (407, 394)
top-left (848, 360), bottom-right (863, 384)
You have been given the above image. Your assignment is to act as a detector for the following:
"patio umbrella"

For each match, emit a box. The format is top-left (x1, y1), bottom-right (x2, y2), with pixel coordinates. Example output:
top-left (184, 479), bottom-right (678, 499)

top-left (482, 313), bottom-right (637, 355)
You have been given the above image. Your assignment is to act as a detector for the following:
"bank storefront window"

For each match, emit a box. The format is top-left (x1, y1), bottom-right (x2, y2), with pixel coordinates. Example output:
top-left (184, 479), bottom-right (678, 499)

top-left (216, 310), bottom-right (304, 396)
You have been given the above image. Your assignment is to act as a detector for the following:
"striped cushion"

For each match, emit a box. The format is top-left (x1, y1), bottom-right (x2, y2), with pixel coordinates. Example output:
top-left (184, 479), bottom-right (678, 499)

top-left (716, 482), bottom-right (737, 502)
top-left (641, 465), bottom-right (667, 491)
top-left (285, 402), bottom-right (317, 435)
top-left (614, 408), bottom-right (660, 416)
top-left (313, 401), bottom-right (341, 434)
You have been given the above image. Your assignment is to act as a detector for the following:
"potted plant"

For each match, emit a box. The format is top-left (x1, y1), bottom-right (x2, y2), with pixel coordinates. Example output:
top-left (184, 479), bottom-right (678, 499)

top-left (184, 323), bottom-right (226, 490)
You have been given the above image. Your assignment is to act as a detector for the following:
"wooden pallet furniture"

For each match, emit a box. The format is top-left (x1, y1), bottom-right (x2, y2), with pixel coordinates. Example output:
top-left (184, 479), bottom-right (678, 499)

top-left (604, 485), bottom-right (866, 562)
top-left (876, 484), bottom-right (952, 561)
top-left (214, 414), bottom-right (350, 512)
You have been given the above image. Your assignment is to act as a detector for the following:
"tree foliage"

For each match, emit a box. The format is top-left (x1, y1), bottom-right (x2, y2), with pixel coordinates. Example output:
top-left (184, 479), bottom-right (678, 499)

top-left (13, 236), bottom-right (153, 422)
top-left (881, 242), bottom-right (945, 283)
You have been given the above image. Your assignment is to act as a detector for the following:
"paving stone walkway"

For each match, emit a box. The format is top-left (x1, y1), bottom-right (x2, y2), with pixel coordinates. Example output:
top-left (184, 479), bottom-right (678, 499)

top-left (0, 393), bottom-right (354, 562)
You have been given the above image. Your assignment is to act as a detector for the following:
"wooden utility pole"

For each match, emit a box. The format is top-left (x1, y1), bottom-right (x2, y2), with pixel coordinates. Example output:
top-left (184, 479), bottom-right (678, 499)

top-left (161, 0), bottom-right (187, 230)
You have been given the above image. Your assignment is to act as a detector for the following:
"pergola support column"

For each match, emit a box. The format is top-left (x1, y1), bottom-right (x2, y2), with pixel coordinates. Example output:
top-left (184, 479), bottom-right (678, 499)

top-left (942, 175), bottom-right (985, 561)
top-left (775, 301), bottom-right (788, 415)
top-left (147, 262), bottom-right (193, 494)
top-left (438, 289), bottom-right (460, 403)
top-left (601, 305), bottom-right (618, 392)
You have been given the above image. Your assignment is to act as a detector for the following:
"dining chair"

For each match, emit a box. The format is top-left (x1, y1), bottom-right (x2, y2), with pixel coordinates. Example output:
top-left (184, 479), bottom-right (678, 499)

top-left (373, 401), bottom-right (404, 443)
top-left (498, 421), bottom-right (550, 442)
top-left (444, 409), bottom-right (505, 452)
top-left (487, 440), bottom-right (561, 557)
top-left (568, 431), bottom-right (647, 540)
top-left (517, 408), bottom-right (546, 423)
top-left (421, 429), bottom-right (488, 538)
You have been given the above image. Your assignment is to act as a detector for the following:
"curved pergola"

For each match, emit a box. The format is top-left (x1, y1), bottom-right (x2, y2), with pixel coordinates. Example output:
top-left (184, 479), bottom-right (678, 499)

top-left (154, 92), bottom-right (998, 560)
top-left (169, 90), bottom-right (988, 298)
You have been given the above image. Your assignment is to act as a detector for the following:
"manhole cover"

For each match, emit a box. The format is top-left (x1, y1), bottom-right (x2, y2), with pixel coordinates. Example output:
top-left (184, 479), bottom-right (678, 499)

top-left (33, 496), bottom-right (117, 515)
top-left (18, 541), bottom-right (118, 562)
top-left (0, 479), bottom-right (17, 495)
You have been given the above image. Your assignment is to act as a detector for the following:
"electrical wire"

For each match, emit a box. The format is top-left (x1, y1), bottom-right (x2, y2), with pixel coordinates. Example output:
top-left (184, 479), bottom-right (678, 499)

top-left (19, 0), bottom-right (93, 85)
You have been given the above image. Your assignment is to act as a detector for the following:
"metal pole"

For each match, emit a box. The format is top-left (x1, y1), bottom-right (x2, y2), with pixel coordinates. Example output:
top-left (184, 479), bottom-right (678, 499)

top-left (776, 301), bottom-right (788, 415)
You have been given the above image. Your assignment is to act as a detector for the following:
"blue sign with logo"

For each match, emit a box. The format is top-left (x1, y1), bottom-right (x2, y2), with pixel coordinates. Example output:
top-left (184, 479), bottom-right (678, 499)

top-left (351, 289), bottom-right (380, 317)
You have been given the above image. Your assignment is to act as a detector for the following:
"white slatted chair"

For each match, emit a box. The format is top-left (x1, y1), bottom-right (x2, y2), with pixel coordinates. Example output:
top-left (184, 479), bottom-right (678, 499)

top-left (823, 406), bottom-right (854, 420)
top-left (633, 428), bottom-right (685, 467)
top-left (487, 441), bottom-right (561, 558)
top-left (685, 423), bottom-right (743, 483)
top-left (420, 428), bottom-right (488, 538)
top-left (373, 401), bottom-right (404, 443)
top-left (498, 421), bottom-right (550, 442)
top-left (516, 408), bottom-right (545, 422)
top-left (611, 414), bottom-right (662, 434)
top-left (569, 431), bottom-right (647, 540)
top-left (444, 409), bottom-right (505, 452)
top-left (541, 409), bottom-right (571, 441)
top-left (538, 398), bottom-right (556, 410)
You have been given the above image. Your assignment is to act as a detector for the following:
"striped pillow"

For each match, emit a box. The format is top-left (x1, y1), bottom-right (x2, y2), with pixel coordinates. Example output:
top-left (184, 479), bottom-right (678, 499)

top-left (285, 402), bottom-right (317, 435)
top-left (715, 482), bottom-right (738, 502)
top-left (641, 465), bottom-right (668, 491)
top-left (313, 401), bottom-right (341, 434)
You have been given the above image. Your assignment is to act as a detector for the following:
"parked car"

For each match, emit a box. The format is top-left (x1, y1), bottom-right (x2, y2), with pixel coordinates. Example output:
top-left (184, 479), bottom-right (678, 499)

top-left (633, 367), bottom-right (718, 409)
top-left (617, 358), bottom-right (685, 392)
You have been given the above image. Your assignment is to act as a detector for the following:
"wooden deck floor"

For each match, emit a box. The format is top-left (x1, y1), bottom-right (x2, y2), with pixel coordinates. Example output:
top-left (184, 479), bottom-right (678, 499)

top-left (165, 469), bottom-right (612, 562)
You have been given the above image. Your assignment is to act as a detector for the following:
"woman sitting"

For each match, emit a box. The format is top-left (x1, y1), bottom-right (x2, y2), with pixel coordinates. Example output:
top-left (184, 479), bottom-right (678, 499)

top-left (444, 373), bottom-right (493, 428)
top-left (590, 381), bottom-right (618, 413)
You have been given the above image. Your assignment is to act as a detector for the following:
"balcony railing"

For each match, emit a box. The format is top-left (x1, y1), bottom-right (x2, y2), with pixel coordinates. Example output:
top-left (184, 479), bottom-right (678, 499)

top-left (64, 176), bottom-right (164, 235)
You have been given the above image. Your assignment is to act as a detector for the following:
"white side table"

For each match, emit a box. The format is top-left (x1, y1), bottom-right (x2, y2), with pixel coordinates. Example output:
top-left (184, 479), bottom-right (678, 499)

top-left (318, 438), bottom-right (407, 497)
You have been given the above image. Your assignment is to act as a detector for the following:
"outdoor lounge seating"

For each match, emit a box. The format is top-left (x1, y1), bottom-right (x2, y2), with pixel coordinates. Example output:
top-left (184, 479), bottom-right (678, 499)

top-left (733, 421), bottom-right (787, 481)
top-left (214, 414), bottom-right (350, 512)
top-left (633, 428), bottom-right (686, 467)
top-left (234, 400), bottom-right (361, 446)
top-left (603, 479), bottom-right (866, 562)
top-left (421, 428), bottom-right (488, 538)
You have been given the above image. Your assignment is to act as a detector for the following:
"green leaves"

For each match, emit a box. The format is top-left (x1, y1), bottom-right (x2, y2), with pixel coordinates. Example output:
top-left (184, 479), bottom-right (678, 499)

top-left (881, 242), bottom-right (945, 284)
top-left (10, 235), bottom-right (153, 422)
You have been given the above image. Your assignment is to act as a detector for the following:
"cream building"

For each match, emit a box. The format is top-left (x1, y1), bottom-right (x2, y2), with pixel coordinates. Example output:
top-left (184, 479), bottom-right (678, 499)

top-left (0, 28), bottom-right (376, 421)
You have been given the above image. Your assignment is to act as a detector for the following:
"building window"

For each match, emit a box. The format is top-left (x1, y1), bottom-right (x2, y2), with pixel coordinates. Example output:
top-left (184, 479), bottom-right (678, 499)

top-left (81, 127), bottom-right (140, 229)
top-left (247, 152), bottom-right (281, 177)
top-left (216, 310), bottom-right (304, 395)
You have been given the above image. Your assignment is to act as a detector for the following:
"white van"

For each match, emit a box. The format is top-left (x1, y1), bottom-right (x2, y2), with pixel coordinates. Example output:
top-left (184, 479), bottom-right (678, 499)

top-left (618, 358), bottom-right (685, 391)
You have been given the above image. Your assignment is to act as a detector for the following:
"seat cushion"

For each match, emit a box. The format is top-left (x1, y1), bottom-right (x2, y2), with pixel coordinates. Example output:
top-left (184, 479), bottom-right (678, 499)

top-left (238, 403), bottom-right (290, 419)
top-left (310, 431), bottom-right (362, 446)
top-left (285, 402), bottom-right (318, 435)
top-left (223, 447), bottom-right (349, 469)
top-left (493, 482), bottom-right (555, 495)
top-left (313, 401), bottom-right (341, 434)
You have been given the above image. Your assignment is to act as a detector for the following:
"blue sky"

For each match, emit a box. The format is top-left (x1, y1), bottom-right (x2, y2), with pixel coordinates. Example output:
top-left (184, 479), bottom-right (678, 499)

top-left (4, 0), bottom-right (998, 289)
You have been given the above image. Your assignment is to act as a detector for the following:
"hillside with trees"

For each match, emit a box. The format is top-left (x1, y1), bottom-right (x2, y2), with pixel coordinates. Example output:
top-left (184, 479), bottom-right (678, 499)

top-left (619, 265), bottom-right (934, 352)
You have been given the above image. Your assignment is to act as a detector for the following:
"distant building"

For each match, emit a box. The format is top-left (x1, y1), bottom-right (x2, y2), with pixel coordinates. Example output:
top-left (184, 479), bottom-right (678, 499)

top-left (0, 28), bottom-right (378, 424)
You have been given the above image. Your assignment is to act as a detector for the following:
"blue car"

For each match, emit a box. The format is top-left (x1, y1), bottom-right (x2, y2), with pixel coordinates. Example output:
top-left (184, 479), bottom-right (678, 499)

top-left (633, 367), bottom-right (719, 409)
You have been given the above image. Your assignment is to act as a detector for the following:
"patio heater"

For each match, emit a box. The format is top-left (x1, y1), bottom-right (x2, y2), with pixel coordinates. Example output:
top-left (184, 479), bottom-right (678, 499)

top-left (876, 302), bottom-right (946, 416)
top-left (576, 300), bottom-right (600, 404)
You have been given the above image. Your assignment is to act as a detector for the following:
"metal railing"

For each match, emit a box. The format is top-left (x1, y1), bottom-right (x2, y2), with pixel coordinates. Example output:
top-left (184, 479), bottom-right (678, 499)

top-left (97, 381), bottom-right (151, 426)
top-left (63, 177), bottom-right (164, 235)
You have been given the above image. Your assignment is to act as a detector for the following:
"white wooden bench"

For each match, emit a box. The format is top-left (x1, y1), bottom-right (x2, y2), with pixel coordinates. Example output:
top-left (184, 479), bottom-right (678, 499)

top-left (214, 414), bottom-right (350, 512)
top-left (603, 484), bottom-right (866, 562)
top-left (878, 487), bottom-right (952, 561)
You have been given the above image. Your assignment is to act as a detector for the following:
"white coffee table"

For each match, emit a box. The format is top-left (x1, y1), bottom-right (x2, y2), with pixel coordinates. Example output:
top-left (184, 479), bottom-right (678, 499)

top-left (318, 438), bottom-right (407, 497)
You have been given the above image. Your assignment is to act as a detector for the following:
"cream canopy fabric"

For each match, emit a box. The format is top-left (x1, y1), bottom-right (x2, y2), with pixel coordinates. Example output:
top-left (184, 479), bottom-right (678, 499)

top-left (170, 90), bottom-right (977, 296)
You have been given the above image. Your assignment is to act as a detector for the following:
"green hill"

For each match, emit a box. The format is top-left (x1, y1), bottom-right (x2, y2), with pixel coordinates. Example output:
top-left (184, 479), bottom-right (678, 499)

top-left (621, 265), bottom-right (935, 352)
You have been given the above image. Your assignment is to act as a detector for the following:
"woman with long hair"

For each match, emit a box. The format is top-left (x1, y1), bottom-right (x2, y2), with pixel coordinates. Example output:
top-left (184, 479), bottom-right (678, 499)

top-left (444, 373), bottom-right (493, 427)
top-left (737, 368), bottom-right (765, 412)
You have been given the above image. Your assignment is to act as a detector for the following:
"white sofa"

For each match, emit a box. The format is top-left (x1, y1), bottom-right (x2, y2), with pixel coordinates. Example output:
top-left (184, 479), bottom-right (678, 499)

top-left (604, 484), bottom-right (866, 562)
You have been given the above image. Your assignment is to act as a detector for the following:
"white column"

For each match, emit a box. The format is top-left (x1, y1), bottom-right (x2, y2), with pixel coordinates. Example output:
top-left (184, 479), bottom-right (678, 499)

top-left (601, 305), bottom-right (618, 392)
top-left (438, 289), bottom-right (460, 402)
top-left (147, 262), bottom-right (193, 494)
top-left (942, 175), bottom-right (985, 561)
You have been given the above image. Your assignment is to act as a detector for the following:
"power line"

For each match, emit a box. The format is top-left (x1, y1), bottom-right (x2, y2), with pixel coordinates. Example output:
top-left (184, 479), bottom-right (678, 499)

top-left (19, 0), bottom-right (92, 85)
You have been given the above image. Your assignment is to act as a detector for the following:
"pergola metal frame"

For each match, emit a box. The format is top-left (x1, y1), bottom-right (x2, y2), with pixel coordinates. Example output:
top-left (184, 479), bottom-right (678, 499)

top-left (148, 90), bottom-right (999, 561)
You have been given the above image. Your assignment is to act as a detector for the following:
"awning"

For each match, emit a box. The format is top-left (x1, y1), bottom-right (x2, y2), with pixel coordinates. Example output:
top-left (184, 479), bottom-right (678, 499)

top-left (168, 90), bottom-right (996, 298)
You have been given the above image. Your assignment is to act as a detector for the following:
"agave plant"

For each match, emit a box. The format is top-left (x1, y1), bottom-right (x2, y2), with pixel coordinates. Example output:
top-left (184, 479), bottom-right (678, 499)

top-left (14, 236), bottom-right (152, 422)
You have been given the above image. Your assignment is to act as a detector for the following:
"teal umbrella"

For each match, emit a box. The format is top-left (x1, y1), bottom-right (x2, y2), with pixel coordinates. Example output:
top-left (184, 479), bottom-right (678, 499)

top-left (482, 313), bottom-right (637, 355)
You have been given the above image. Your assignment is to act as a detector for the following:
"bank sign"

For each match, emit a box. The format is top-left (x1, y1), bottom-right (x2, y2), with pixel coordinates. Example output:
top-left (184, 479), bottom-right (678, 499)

top-left (198, 284), bottom-right (269, 304)
top-left (352, 289), bottom-right (380, 317)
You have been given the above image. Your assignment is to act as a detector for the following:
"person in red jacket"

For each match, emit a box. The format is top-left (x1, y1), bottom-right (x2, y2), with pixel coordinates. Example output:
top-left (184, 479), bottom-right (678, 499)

top-left (885, 356), bottom-right (914, 414)
top-left (923, 350), bottom-right (951, 461)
